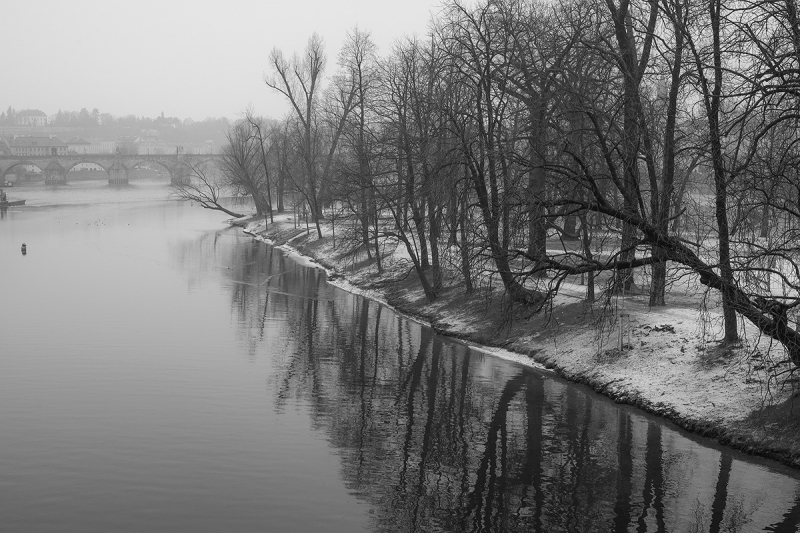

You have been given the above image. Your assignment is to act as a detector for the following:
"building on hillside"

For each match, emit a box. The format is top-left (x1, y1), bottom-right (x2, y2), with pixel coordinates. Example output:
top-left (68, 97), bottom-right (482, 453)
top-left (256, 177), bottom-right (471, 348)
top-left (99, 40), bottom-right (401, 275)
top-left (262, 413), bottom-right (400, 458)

top-left (65, 137), bottom-right (91, 154)
top-left (137, 140), bottom-right (190, 155)
top-left (116, 136), bottom-right (139, 155)
top-left (137, 140), bottom-right (168, 155)
top-left (178, 141), bottom-right (214, 155)
top-left (15, 109), bottom-right (48, 127)
top-left (82, 138), bottom-right (112, 154)
top-left (9, 136), bottom-right (68, 156)
top-left (99, 139), bottom-right (116, 154)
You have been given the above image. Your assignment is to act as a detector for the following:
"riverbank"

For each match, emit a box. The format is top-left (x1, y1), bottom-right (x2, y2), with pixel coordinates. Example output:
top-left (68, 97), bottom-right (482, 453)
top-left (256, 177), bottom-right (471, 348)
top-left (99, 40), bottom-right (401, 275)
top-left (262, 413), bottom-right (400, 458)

top-left (238, 214), bottom-right (800, 469)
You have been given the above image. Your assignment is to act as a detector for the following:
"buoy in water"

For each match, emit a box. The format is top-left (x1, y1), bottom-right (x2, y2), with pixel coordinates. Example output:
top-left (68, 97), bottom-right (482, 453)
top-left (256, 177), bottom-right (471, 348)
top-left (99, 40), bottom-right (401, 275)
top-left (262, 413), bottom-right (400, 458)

top-left (21, 243), bottom-right (26, 255)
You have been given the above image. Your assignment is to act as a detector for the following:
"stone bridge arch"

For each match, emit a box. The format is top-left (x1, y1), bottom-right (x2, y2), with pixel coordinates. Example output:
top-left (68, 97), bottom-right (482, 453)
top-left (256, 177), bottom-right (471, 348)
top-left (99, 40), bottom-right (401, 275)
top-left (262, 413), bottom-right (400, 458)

top-left (0, 154), bottom-right (220, 186)
top-left (62, 160), bottom-right (112, 173)
top-left (133, 156), bottom-right (218, 185)
top-left (0, 160), bottom-right (71, 185)
top-left (0, 160), bottom-right (46, 180)
top-left (126, 159), bottom-right (175, 179)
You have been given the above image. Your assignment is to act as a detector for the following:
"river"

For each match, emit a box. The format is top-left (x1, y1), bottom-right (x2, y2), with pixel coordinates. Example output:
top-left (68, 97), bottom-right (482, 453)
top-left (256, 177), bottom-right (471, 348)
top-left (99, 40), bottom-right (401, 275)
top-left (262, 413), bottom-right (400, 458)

top-left (1, 179), bottom-right (800, 532)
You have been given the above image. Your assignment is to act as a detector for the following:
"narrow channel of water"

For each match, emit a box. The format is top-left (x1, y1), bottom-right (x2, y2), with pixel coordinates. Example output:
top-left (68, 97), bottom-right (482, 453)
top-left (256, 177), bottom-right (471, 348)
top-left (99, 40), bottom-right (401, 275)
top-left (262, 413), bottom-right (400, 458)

top-left (1, 182), bottom-right (800, 532)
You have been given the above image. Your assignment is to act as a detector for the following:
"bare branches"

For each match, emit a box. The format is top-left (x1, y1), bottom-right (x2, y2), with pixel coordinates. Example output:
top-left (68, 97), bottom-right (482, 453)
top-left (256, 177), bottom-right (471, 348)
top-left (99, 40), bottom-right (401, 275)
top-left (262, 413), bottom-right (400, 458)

top-left (245, 0), bottom-right (800, 368)
top-left (170, 161), bottom-right (244, 218)
top-left (266, 33), bottom-right (357, 238)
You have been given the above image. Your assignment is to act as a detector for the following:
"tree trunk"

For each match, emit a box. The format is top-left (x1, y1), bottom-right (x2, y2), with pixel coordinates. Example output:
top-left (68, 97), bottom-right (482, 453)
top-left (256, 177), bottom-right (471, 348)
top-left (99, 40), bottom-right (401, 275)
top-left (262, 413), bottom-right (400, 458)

top-left (459, 191), bottom-right (474, 294)
top-left (527, 129), bottom-right (547, 259)
top-left (708, 0), bottom-right (739, 343)
top-left (428, 196), bottom-right (442, 292)
top-left (361, 188), bottom-right (372, 258)
top-left (579, 212), bottom-right (595, 303)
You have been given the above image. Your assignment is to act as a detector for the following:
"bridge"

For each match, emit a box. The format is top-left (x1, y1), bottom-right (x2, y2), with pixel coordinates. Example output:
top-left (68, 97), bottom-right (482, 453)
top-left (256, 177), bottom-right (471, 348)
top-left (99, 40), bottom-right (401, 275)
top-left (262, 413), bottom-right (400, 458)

top-left (0, 153), bottom-right (221, 186)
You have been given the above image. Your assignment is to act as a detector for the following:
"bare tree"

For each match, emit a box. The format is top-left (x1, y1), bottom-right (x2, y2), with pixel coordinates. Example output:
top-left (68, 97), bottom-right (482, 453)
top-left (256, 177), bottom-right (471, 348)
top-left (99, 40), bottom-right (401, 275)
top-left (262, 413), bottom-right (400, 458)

top-left (244, 109), bottom-right (276, 223)
top-left (337, 27), bottom-right (380, 262)
top-left (220, 120), bottom-right (271, 217)
top-left (171, 160), bottom-right (244, 218)
top-left (441, 1), bottom-right (546, 306)
top-left (266, 33), bottom-right (357, 238)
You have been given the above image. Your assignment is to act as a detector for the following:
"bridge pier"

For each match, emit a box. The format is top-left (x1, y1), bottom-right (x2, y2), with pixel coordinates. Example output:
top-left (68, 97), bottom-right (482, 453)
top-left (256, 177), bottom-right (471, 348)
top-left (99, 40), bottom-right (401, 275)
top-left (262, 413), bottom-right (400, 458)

top-left (170, 164), bottom-right (191, 186)
top-left (44, 161), bottom-right (67, 186)
top-left (108, 160), bottom-right (128, 185)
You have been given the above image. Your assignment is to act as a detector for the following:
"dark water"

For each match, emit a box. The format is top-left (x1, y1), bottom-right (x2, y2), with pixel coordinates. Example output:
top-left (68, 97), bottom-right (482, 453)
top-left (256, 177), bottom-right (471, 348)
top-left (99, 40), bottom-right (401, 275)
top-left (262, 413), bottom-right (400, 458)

top-left (2, 183), bottom-right (800, 532)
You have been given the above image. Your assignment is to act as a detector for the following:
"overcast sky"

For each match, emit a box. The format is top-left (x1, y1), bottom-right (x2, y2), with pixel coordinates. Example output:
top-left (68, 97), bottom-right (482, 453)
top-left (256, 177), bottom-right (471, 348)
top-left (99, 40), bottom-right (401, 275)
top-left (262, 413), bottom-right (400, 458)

top-left (3, 0), bottom-right (442, 121)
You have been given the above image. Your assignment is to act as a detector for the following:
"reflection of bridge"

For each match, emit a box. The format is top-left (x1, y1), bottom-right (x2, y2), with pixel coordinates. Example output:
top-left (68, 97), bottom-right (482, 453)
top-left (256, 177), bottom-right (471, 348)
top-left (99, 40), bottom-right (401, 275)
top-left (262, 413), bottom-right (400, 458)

top-left (0, 154), bottom-right (220, 185)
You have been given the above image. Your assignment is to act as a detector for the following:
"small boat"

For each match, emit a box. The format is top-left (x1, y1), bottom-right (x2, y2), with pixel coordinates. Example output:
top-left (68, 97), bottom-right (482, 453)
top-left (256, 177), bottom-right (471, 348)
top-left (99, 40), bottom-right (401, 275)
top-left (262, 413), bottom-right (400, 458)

top-left (0, 199), bottom-right (25, 207)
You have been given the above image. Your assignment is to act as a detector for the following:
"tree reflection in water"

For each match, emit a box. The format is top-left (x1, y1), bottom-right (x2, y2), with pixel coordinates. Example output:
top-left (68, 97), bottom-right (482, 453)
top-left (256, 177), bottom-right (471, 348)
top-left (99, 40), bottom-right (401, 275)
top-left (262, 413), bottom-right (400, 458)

top-left (176, 232), bottom-right (800, 532)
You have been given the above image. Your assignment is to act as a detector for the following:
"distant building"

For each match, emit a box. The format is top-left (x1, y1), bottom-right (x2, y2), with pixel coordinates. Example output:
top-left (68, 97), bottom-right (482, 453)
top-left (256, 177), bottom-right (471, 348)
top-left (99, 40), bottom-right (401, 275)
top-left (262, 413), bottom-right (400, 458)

top-left (83, 138), bottom-right (113, 154)
top-left (137, 140), bottom-right (170, 155)
top-left (9, 136), bottom-right (68, 156)
top-left (137, 140), bottom-right (198, 155)
top-left (65, 137), bottom-right (92, 154)
top-left (15, 109), bottom-right (48, 127)
top-left (116, 136), bottom-right (139, 155)
top-left (100, 139), bottom-right (116, 154)
top-left (185, 143), bottom-right (209, 155)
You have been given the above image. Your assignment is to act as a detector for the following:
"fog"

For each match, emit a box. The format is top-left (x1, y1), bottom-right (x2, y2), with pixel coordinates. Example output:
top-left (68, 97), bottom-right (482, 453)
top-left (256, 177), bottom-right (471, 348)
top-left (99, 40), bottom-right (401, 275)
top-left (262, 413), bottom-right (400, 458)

top-left (3, 0), bottom-right (439, 121)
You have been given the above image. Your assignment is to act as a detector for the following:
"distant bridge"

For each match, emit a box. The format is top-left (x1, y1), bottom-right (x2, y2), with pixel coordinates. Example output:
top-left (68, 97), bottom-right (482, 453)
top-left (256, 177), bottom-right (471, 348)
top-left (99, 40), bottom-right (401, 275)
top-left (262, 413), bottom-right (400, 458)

top-left (0, 154), bottom-right (221, 185)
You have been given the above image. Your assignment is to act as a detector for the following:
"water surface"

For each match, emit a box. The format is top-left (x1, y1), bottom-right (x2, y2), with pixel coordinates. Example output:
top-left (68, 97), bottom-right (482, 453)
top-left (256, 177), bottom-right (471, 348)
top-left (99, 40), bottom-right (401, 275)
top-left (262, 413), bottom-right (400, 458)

top-left (1, 182), bottom-right (799, 532)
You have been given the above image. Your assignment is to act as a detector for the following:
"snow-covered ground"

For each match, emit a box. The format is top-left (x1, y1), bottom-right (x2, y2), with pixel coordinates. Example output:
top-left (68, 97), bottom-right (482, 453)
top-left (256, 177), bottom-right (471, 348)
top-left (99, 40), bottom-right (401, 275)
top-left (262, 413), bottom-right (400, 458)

top-left (238, 214), bottom-right (800, 468)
